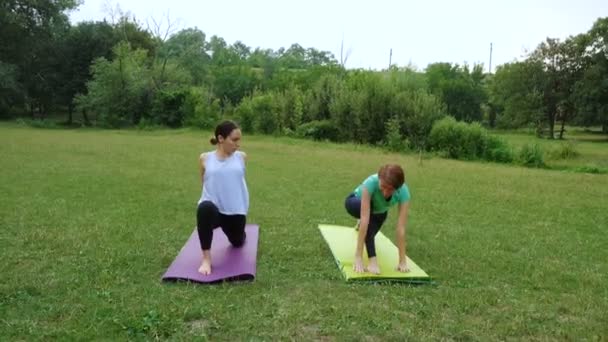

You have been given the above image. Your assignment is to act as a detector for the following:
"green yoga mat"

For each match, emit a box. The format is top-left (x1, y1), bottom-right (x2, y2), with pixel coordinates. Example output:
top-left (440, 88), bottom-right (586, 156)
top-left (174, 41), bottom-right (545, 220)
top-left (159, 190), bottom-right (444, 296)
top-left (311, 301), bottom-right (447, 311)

top-left (318, 224), bottom-right (431, 283)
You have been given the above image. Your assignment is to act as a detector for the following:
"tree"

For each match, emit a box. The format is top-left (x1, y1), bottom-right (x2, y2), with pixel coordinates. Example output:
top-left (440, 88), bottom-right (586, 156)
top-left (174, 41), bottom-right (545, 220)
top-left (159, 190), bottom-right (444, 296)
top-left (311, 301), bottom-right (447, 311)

top-left (76, 42), bottom-right (151, 127)
top-left (574, 17), bottom-right (608, 133)
top-left (426, 63), bottom-right (487, 122)
top-left (112, 14), bottom-right (157, 58)
top-left (211, 66), bottom-right (258, 106)
top-left (231, 41), bottom-right (251, 61)
top-left (489, 61), bottom-right (545, 129)
top-left (0, 0), bottom-right (80, 115)
top-left (306, 47), bottom-right (336, 66)
top-left (0, 0), bottom-right (80, 66)
top-left (528, 37), bottom-right (584, 138)
top-left (56, 21), bottom-right (118, 124)
top-left (161, 28), bottom-right (210, 86)
top-left (248, 48), bottom-right (277, 89)
top-left (207, 35), bottom-right (241, 66)
top-left (0, 61), bottom-right (20, 116)
top-left (392, 89), bottom-right (446, 150)
top-left (554, 34), bottom-right (588, 138)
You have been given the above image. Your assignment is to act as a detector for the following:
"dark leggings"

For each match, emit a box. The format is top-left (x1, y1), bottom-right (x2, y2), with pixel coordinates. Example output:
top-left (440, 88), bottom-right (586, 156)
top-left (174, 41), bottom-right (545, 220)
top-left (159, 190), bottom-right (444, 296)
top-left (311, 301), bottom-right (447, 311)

top-left (196, 201), bottom-right (246, 250)
top-left (344, 193), bottom-right (387, 258)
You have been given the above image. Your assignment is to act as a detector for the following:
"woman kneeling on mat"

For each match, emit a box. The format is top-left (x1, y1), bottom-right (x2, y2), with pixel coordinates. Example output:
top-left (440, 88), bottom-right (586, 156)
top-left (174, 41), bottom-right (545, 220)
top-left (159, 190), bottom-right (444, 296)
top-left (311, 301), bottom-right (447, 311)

top-left (345, 164), bottom-right (411, 274)
top-left (196, 120), bottom-right (249, 275)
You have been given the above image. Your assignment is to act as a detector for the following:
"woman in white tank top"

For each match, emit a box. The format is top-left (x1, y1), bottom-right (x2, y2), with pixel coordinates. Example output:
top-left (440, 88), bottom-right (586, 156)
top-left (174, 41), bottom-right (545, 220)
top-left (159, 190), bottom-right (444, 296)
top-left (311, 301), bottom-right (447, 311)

top-left (196, 120), bottom-right (249, 275)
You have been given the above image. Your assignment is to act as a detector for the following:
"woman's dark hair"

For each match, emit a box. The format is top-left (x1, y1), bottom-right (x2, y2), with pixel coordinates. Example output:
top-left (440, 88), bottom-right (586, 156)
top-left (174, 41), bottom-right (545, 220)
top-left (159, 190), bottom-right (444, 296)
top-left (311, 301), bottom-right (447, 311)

top-left (378, 164), bottom-right (405, 189)
top-left (210, 120), bottom-right (239, 145)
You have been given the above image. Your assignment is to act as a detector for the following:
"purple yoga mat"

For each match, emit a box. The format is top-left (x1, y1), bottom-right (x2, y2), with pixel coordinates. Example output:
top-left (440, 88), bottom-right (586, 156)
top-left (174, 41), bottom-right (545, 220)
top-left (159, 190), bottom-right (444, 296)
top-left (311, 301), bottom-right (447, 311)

top-left (162, 224), bottom-right (259, 284)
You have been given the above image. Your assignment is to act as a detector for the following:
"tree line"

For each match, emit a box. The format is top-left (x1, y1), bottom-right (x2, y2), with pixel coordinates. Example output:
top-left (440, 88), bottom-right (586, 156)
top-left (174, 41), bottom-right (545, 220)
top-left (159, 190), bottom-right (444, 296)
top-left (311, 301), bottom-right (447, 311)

top-left (1, 1), bottom-right (607, 150)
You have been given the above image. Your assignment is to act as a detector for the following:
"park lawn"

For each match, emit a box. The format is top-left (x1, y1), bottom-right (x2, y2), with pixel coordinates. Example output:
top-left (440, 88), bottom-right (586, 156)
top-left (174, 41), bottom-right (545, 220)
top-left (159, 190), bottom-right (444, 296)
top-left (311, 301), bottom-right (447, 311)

top-left (494, 127), bottom-right (608, 170)
top-left (1, 123), bottom-right (607, 340)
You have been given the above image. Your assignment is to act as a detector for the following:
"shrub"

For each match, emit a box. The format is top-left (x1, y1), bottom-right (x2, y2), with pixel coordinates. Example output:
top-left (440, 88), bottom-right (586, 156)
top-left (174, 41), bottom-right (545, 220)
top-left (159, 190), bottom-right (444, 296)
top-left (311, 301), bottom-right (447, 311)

top-left (429, 116), bottom-right (513, 163)
top-left (296, 120), bottom-right (340, 141)
top-left (182, 87), bottom-right (220, 129)
top-left (483, 135), bottom-right (514, 163)
top-left (385, 116), bottom-right (409, 152)
top-left (150, 89), bottom-right (187, 128)
top-left (548, 141), bottom-right (579, 160)
top-left (517, 143), bottom-right (545, 167)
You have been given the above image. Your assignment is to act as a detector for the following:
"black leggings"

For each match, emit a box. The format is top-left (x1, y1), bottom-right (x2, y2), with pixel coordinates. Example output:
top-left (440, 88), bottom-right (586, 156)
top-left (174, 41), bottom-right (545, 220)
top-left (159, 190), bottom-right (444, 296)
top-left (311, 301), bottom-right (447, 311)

top-left (344, 193), bottom-right (387, 258)
top-left (196, 201), bottom-right (247, 250)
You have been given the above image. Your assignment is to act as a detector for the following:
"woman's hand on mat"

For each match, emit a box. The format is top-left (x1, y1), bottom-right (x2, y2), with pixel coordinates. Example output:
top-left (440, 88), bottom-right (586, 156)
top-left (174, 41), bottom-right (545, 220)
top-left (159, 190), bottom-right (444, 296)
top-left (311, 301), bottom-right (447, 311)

top-left (353, 256), bottom-right (365, 273)
top-left (396, 261), bottom-right (410, 273)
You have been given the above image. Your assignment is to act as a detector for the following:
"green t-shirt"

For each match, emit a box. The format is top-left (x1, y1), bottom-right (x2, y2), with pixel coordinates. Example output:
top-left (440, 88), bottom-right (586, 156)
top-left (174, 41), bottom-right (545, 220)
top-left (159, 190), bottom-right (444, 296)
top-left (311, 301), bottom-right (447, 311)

top-left (354, 174), bottom-right (411, 213)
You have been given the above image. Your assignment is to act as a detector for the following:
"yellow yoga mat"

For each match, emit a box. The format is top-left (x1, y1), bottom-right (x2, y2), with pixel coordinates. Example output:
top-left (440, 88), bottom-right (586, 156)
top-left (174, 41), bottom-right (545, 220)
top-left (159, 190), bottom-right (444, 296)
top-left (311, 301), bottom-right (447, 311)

top-left (318, 224), bottom-right (431, 283)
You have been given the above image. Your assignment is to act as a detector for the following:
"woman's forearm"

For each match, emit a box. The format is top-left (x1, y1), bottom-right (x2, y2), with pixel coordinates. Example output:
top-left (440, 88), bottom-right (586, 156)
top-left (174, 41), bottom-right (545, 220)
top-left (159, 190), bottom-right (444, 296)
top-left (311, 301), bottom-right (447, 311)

top-left (396, 226), bottom-right (406, 263)
top-left (356, 218), bottom-right (369, 256)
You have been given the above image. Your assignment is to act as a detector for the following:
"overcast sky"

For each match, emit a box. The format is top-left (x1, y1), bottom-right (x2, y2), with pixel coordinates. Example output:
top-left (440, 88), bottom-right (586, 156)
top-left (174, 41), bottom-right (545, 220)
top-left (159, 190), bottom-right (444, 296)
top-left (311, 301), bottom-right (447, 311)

top-left (69, 0), bottom-right (608, 71)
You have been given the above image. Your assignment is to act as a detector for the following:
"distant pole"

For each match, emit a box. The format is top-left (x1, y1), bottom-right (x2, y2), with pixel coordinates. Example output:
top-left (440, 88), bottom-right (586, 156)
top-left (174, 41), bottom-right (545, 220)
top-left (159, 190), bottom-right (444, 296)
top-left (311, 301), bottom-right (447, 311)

top-left (489, 43), bottom-right (493, 74)
top-left (340, 34), bottom-right (344, 67)
top-left (389, 48), bottom-right (393, 69)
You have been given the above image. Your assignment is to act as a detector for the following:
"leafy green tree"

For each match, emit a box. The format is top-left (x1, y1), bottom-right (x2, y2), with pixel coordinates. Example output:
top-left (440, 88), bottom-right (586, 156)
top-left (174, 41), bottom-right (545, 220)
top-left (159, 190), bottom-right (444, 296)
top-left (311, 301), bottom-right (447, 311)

top-left (529, 38), bottom-right (569, 138)
top-left (76, 42), bottom-right (151, 126)
top-left (392, 89), bottom-right (446, 150)
top-left (0, 61), bottom-right (20, 115)
top-left (113, 15), bottom-right (157, 58)
top-left (211, 66), bottom-right (258, 106)
top-left (426, 63), bottom-right (487, 122)
top-left (573, 17), bottom-right (608, 133)
top-left (55, 21), bottom-right (118, 124)
top-left (489, 61), bottom-right (545, 129)
top-left (161, 28), bottom-right (210, 86)
top-left (0, 0), bottom-right (79, 116)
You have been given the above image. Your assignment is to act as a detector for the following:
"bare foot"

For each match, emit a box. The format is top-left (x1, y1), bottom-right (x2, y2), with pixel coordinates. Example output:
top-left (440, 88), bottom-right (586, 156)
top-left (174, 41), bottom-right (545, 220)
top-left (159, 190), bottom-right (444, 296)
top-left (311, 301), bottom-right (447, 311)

top-left (366, 257), bottom-right (381, 274)
top-left (198, 250), bottom-right (212, 275)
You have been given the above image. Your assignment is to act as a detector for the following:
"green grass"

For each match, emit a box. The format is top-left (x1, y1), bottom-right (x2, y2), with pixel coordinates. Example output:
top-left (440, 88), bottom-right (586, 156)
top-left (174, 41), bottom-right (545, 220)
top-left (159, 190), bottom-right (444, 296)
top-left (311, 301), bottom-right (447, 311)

top-left (494, 127), bottom-right (608, 171)
top-left (1, 123), bottom-right (607, 340)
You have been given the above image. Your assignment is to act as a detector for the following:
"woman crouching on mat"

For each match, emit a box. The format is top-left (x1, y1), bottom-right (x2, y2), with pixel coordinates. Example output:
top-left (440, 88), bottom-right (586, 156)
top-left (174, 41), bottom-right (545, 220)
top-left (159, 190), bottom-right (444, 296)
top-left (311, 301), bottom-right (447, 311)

top-left (345, 164), bottom-right (411, 274)
top-left (196, 120), bottom-right (249, 275)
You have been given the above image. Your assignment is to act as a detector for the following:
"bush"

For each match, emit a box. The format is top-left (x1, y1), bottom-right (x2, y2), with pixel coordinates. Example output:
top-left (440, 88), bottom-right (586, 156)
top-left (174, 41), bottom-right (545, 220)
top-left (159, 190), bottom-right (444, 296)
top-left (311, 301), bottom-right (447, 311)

top-left (395, 89), bottom-right (446, 150)
top-left (296, 120), bottom-right (340, 141)
top-left (573, 165), bottom-right (608, 174)
top-left (429, 116), bottom-right (470, 159)
top-left (15, 118), bottom-right (60, 129)
top-left (429, 116), bottom-right (513, 163)
top-left (460, 122), bottom-right (487, 159)
top-left (234, 97), bottom-right (255, 133)
top-left (234, 92), bottom-right (280, 134)
top-left (182, 87), bottom-right (220, 129)
top-left (136, 118), bottom-right (164, 131)
top-left (517, 143), bottom-right (545, 167)
top-left (385, 116), bottom-right (409, 152)
top-left (548, 141), bottom-right (579, 160)
top-left (251, 94), bottom-right (277, 134)
top-left (150, 89), bottom-right (188, 128)
top-left (483, 135), bottom-right (514, 163)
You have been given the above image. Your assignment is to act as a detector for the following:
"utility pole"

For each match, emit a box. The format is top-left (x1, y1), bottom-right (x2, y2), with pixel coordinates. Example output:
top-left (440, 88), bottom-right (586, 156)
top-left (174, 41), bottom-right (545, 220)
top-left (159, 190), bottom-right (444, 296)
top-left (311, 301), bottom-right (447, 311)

top-left (340, 34), bottom-right (345, 67)
top-left (489, 42), bottom-right (493, 74)
top-left (389, 48), bottom-right (392, 69)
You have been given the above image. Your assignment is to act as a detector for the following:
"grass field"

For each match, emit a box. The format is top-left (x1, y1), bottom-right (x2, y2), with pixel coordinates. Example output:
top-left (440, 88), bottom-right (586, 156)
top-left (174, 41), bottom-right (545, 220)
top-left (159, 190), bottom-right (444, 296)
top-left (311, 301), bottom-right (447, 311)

top-left (1, 123), bottom-right (607, 340)
top-left (493, 127), bottom-right (608, 171)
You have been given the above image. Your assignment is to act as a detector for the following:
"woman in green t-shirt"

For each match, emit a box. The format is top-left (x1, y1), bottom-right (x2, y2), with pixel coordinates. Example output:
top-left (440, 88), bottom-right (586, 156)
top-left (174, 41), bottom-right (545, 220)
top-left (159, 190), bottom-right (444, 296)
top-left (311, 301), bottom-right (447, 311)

top-left (344, 164), bottom-right (411, 274)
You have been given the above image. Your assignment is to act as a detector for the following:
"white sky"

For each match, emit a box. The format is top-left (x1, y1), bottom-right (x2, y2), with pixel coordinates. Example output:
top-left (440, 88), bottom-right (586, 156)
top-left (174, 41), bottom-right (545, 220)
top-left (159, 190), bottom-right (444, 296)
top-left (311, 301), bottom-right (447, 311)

top-left (69, 0), bottom-right (608, 71)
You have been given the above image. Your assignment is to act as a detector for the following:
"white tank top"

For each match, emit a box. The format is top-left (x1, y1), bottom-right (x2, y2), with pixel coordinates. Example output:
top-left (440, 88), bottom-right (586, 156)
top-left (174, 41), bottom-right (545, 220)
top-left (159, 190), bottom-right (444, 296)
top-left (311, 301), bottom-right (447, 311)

top-left (198, 151), bottom-right (249, 215)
